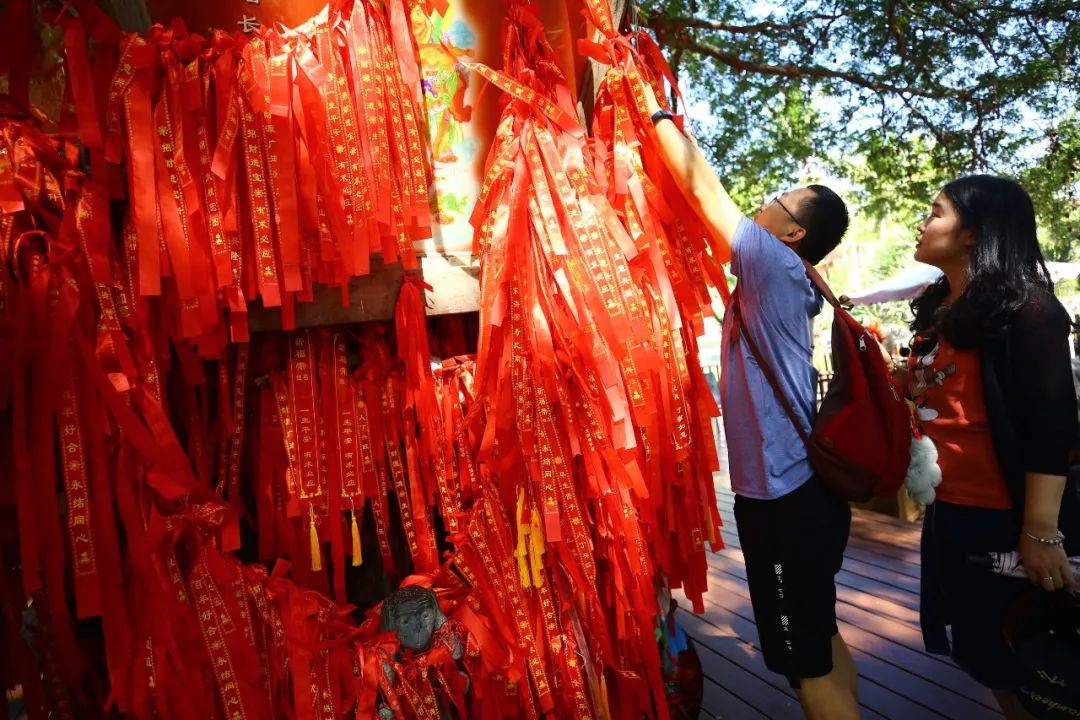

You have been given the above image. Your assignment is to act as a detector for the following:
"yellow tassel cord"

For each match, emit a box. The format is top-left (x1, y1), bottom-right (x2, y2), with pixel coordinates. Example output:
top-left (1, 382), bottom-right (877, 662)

top-left (706, 514), bottom-right (719, 548)
top-left (350, 507), bottom-right (363, 568)
top-left (309, 508), bottom-right (323, 572)
top-left (528, 506), bottom-right (545, 588)
top-left (515, 488), bottom-right (532, 589)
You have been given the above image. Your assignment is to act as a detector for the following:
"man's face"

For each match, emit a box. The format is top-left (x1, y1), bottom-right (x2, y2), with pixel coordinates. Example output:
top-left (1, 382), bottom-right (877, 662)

top-left (754, 187), bottom-right (813, 246)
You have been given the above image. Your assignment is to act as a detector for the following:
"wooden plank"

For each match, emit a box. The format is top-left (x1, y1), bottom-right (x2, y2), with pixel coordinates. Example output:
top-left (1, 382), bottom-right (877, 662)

top-left (851, 513), bottom-right (922, 545)
top-left (714, 491), bottom-right (922, 545)
top-left (678, 599), bottom-right (930, 719)
top-left (717, 504), bottom-right (922, 573)
top-left (708, 543), bottom-right (920, 631)
top-left (678, 599), bottom-right (891, 720)
top-left (416, 253), bottom-right (481, 315)
top-left (716, 487), bottom-right (922, 539)
top-left (837, 538), bottom-right (921, 580)
top-left (849, 506), bottom-right (923, 530)
top-left (248, 253), bottom-right (480, 330)
top-left (676, 611), bottom-right (805, 719)
top-left (702, 561), bottom-right (998, 708)
top-left (716, 511), bottom-right (922, 585)
top-left (685, 576), bottom-right (1001, 719)
top-left (715, 524), bottom-right (922, 608)
top-left (712, 544), bottom-right (921, 625)
top-left (698, 575), bottom-right (999, 714)
top-left (705, 438), bottom-right (1005, 716)
top-left (703, 678), bottom-right (768, 720)
top-left (857, 677), bottom-right (947, 720)
top-left (249, 257), bottom-right (406, 329)
top-left (717, 503), bottom-right (922, 569)
top-left (716, 504), bottom-right (923, 579)
top-left (843, 532), bottom-right (922, 570)
top-left (848, 503), bottom-right (928, 531)
top-left (717, 524), bottom-right (920, 613)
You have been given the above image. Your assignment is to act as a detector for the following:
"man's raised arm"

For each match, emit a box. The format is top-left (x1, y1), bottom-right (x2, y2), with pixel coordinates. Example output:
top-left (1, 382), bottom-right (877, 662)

top-left (642, 83), bottom-right (743, 249)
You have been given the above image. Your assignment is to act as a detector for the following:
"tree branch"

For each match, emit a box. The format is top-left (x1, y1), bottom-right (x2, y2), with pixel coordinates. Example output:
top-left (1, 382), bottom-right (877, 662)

top-left (669, 47), bottom-right (684, 113)
top-left (885, 0), bottom-right (911, 61)
top-left (659, 35), bottom-right (973, 101)
top-left (650, 14), bottom-right (842, 36)
top-left (898, 94), bottom-right (960, 174)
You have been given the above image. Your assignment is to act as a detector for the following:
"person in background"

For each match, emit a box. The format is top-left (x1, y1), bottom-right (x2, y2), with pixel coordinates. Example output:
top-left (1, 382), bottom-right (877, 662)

top-left (641, 85), bottom-right (859, 719)
top-left (908, 175), bottom-right (1078, 719)
top-left (1073, 313), bottom-right (1079, 357)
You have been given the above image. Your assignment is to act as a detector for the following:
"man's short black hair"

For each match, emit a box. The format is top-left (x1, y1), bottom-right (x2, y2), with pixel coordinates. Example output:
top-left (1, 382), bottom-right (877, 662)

top-left (796, 185), bottom-right (849, 265)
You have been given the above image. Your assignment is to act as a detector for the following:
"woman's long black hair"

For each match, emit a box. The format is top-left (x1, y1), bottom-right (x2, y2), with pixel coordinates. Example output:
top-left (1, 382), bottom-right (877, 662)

top-left (909, 175), bottom-right (1054, 350)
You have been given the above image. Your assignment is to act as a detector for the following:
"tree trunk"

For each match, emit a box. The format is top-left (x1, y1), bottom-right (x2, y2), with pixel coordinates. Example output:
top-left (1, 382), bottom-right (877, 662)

top-left (576, 0), bottom-right (632, 128)
top-left (96, 0), bottom-right (151, 33)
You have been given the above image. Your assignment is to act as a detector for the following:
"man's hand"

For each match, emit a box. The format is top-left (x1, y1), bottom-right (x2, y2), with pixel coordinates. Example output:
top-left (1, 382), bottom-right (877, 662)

top-left (639, 77), bottom-right (742, 250)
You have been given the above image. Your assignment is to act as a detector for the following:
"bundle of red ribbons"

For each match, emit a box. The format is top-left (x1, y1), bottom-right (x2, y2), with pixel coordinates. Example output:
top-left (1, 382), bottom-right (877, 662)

top-left (0, 0), bottom-right (732, 717)
top-left (452, 2), bottom-right (727, 716)
top-left (103, 0), bottom-right (436, 356)
top-left (242, 296), bottom-right (470, 603)
top-left (582, 0), bottom-right (731, 610)
top-left (0, 115), bottom-right (365, 720)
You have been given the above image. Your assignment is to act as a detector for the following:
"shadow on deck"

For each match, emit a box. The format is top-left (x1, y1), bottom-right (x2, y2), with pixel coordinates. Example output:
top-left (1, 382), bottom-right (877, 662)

top-left (674, 484), bottom-right (1003, 720)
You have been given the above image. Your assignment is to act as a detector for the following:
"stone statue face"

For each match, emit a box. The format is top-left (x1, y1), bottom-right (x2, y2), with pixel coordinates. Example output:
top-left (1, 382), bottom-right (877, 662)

top-left (381, 587), bottom-right (445, 652)
top-left (392, 600), bottom-right (437, 650)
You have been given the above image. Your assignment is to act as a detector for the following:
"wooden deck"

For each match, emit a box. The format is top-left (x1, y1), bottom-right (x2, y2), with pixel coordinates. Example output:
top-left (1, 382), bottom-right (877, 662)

top-left (673, 481), bottom-right (1004, 720)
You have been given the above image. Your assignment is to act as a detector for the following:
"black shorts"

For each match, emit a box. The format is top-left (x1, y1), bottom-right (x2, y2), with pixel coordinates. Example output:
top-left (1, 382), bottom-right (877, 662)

top-left (734, 475), bottom-right (851, 687)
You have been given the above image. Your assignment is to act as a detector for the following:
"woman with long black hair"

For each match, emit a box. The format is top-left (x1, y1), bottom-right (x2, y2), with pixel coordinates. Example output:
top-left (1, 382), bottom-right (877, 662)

top-left (908, 175), bottom-right (1078, 718)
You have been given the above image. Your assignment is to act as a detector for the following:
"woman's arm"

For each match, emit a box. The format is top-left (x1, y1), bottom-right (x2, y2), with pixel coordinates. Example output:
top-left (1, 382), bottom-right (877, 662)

top-left (1011, 293), bottom-right (1078, 591)
top-left (1019, 472), bottom-right (1075, 591)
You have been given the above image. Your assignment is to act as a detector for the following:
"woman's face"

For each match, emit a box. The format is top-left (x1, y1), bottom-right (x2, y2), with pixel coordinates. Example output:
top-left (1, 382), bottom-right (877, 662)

top-left (915, 192), bottom-right (974, 270)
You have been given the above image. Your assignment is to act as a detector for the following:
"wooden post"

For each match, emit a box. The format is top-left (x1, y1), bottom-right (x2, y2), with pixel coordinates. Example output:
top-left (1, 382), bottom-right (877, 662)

top-left (247, 253), bottom-right (481, 330)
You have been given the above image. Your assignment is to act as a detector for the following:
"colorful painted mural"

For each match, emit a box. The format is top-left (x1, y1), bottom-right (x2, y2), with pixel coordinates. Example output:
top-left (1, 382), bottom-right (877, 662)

top-left (415, 3), bottom-right (481, 254)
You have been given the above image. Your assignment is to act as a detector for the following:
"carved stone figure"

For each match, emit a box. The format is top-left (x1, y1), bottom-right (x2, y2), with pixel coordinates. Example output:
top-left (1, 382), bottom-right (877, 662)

top-left (380, 585), bottom-right (448, 653)
top-left (376, 586), bottom-right (468, 719)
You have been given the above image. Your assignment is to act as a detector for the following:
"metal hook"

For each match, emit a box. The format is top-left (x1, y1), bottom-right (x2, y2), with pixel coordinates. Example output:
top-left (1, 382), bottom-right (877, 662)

top-left (629, 0), bottom-right (641, 49)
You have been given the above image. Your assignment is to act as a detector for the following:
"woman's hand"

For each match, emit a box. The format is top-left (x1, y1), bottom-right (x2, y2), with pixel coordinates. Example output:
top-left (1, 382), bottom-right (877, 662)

top-left (1019, 530), bottom-right (1076, 592)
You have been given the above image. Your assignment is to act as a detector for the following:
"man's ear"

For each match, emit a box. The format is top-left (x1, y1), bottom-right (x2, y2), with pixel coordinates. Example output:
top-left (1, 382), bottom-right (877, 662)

top-left (781, 226), bottom-right (807, 247)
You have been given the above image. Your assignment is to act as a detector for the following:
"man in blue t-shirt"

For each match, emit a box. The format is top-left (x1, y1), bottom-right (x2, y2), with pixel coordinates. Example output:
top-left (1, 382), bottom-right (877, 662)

top-left (644, 86), bottom-right (856, 719)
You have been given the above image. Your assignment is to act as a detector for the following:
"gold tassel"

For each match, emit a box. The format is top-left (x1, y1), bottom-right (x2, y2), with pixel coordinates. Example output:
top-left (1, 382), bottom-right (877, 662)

top-left (529, 506), bottom-right (545, 588)
top-left (309, 508), bottom-right (322, 572)
top-left (515, 488), bottom-right (531, 589)
top-left (350, 508), bottom-right (362, 568)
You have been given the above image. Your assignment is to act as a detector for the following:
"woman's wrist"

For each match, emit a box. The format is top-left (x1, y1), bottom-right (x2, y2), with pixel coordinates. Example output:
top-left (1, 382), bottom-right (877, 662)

top-left (1022, 526), bottom-right (1065, 545)
top-left (1023, 515), bottom-right (1060, 536)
